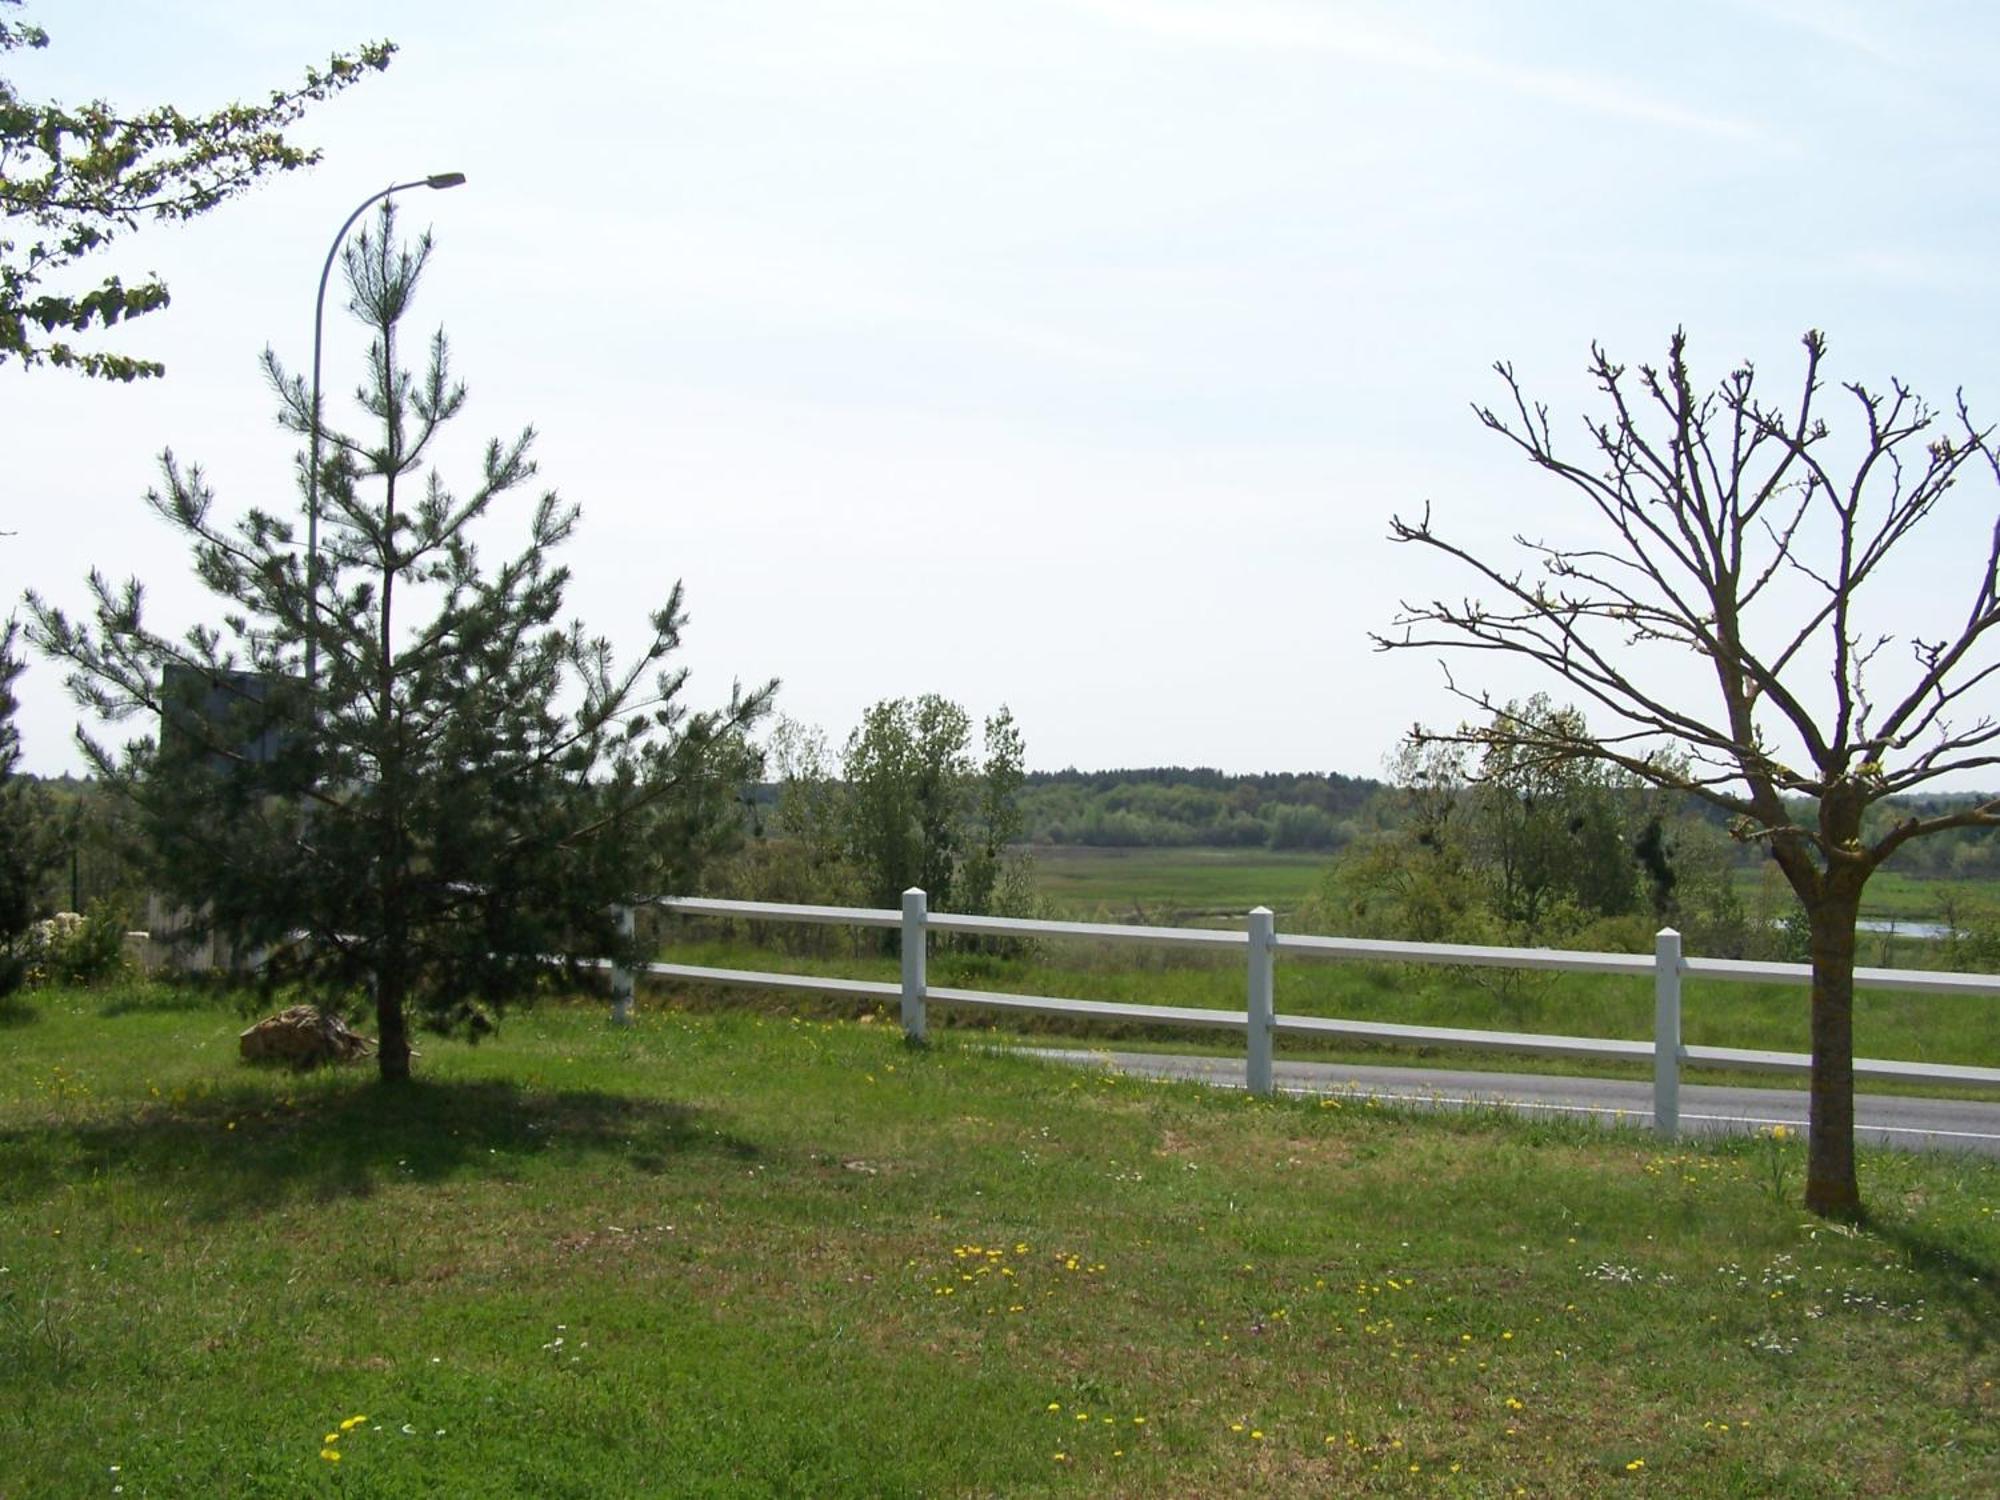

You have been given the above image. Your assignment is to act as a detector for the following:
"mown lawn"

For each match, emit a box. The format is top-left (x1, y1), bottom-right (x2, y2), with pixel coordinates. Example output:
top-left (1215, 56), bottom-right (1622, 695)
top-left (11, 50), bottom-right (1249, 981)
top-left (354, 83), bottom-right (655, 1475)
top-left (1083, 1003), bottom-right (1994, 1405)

top-left (2, 982), bottom-right (1997, 1497)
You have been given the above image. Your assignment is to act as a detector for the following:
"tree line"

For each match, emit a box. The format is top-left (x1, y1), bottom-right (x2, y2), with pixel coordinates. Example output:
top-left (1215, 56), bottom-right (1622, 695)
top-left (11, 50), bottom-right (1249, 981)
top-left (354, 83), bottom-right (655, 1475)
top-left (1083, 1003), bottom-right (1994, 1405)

top-left (1012, 767), bottom-right (1378, 850)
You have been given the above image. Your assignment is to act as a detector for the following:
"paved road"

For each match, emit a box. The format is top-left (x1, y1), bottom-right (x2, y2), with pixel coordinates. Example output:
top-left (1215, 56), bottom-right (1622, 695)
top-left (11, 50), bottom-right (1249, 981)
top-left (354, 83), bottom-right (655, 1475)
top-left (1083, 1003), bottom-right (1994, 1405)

top-left (1013, 1047), bottom-right (2000, 1158)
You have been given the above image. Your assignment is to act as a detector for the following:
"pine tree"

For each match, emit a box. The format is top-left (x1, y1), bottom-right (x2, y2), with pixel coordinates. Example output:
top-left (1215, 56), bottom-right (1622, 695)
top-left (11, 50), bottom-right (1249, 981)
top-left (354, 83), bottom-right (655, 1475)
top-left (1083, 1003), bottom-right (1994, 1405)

top-left (0, 622), bottom-right (42, 995)
top-left (28, 204), bottom-right (775, 1078)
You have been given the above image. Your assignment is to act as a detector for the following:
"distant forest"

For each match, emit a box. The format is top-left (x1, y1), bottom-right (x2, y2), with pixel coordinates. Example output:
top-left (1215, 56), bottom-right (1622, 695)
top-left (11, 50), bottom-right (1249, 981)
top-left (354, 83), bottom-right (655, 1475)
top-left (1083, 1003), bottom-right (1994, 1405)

top-left (1007, 768), bottom-right (1998, 881)
top-left (1014, 766), bottom-right (1381, 850)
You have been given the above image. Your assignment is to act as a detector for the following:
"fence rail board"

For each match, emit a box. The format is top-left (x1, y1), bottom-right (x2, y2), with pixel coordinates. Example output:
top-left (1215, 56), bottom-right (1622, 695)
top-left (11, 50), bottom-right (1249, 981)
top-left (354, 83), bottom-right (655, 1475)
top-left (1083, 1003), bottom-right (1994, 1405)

top-left (1274, 931), bottom-right (1655, 977)
top-left (925, 910), bottom-right (1248, 949)
top-left (659, 896), bottom-right (903, 929)
top-left (1275, 1013), bottom-right (1655, 1063)
top-left (928, 986), bottom-right (1249, 1030)
top-left (642, 961), bottom-right (899, 1003)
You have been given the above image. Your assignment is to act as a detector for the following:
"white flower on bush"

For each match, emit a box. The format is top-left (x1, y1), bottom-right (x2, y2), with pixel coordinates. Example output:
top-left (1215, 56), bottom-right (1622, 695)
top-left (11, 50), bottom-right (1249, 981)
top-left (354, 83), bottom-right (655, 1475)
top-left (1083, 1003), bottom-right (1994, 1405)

top-left (21, 910), bottom-right (129, 986)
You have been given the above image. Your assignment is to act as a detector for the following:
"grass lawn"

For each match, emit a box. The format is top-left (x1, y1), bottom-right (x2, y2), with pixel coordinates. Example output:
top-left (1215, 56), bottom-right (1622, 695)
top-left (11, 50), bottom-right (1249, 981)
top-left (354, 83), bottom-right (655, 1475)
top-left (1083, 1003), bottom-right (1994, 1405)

top-left (3, 982), bottom-right (1998, 1497)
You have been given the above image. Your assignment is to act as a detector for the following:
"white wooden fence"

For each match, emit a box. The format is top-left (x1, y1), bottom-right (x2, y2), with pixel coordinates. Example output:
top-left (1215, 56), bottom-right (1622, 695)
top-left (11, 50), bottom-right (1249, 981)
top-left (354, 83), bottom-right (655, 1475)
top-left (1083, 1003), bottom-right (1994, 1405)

top-left (607, 890), bottom-right (2000, 1138)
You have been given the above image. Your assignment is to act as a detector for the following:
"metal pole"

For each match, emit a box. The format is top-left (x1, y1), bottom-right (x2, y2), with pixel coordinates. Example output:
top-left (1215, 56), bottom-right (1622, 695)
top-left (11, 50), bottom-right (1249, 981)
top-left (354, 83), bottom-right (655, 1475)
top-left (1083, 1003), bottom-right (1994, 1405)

top-left (303, 173), bottom-right (466, 696)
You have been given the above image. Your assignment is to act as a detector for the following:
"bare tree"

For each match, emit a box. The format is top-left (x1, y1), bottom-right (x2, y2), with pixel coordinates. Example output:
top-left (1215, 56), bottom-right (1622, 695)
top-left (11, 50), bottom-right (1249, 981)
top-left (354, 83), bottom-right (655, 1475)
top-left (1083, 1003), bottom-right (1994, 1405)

top-left (1376, 329), bottom-right (2000, 1218)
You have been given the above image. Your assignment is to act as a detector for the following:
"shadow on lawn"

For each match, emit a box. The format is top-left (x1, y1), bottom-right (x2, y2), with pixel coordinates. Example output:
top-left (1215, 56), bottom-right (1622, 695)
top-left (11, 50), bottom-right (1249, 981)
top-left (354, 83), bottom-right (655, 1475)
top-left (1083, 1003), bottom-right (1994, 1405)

top-left (1869, 1216), bottom-right (2000, 1353)
top-left (0, 1076), bottom-right (759, 1221)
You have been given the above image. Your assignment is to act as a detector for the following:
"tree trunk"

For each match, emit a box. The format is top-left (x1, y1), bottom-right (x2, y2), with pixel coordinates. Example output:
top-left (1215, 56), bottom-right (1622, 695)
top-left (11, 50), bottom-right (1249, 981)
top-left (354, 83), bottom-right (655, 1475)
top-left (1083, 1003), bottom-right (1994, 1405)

top-left (1803, 895), bottom-right (1862, 1218)
top-left (375, 963), bottom-right (412, 1083)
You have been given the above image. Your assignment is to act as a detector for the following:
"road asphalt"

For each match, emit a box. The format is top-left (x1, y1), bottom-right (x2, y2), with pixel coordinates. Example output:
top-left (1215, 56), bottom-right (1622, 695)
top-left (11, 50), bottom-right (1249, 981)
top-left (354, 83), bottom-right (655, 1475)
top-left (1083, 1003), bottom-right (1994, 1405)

top-left (1012, 1047), bottom-right (2000, 1158)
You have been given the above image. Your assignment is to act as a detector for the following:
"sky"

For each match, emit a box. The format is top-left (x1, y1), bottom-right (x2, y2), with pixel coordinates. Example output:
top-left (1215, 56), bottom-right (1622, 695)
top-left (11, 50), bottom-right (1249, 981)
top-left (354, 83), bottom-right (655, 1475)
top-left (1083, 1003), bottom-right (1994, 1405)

top-left (5, 0), bottom-right (1999, 785)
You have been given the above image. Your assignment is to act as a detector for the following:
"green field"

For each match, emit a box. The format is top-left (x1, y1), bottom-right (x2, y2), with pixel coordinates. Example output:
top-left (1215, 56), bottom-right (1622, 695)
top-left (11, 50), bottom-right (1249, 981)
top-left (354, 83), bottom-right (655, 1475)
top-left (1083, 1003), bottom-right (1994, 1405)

top-left (1026, 846), bottom-right (1334, 920)
top-left (1837, 868), bottom-right (2000, 921)
top-left (1024, 844), bottom-right (2000, 932)
top-left (3, 983), bottom-right (1998, 1497)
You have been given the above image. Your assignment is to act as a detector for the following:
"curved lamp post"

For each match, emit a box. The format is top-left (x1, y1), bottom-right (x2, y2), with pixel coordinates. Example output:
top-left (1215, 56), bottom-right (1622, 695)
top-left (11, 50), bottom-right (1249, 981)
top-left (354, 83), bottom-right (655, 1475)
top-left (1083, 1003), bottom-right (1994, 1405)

top-left (304, 172), bottom-right (467, 693)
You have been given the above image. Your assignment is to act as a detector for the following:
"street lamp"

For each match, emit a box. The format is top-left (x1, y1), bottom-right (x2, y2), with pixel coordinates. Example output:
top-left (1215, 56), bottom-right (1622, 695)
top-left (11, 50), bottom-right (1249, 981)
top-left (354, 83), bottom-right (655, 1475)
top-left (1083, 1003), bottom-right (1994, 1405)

top-left (303, 172), bottom-right (467, 694)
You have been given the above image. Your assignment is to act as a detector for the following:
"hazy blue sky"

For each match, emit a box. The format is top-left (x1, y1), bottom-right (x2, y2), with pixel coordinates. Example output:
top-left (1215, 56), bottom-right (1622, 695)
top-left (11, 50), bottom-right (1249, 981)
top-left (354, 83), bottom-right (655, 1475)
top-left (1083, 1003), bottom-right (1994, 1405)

top-left (7, 0), bottom-right (1999, 782)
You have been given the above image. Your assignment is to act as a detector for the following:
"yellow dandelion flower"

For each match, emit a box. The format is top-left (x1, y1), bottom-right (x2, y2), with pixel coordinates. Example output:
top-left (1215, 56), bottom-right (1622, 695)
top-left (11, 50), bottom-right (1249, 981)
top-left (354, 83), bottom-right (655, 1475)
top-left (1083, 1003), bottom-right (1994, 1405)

top-left (1626, 1458), bottom-right (1646, 1471)
top-left (320, 1449), bottom-right (342, 1463)
top-left (342, 1415), bottom-right (368, 1430)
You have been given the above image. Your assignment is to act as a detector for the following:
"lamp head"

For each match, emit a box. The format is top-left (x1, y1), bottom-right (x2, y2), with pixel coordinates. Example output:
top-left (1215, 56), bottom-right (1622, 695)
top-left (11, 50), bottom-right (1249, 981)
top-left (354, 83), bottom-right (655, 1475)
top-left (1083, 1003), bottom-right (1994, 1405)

top-left (426, 172), bottom-right (467, 189)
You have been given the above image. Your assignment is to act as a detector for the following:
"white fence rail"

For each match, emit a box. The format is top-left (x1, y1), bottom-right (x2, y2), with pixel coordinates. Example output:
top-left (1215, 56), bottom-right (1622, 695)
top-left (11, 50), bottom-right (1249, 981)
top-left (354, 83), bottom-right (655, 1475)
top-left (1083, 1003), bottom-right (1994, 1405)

top-left (614, 891), bottom-right (2000, 1137)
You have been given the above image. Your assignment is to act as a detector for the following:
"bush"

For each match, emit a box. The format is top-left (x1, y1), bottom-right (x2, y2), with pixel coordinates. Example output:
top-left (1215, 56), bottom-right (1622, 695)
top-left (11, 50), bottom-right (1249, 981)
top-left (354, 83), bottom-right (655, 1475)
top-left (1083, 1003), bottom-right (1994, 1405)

top-left (23, 908), bottom-right (130, 987)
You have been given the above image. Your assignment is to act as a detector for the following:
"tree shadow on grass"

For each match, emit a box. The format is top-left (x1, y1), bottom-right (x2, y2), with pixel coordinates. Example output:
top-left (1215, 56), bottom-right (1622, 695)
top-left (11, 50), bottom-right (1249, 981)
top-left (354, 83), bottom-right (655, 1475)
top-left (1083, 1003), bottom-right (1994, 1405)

top-left (1866, 1213), bottom-right (2000, 1354)
top-left (0, 994), bottom-right (38, 1028)
top-left (0, 1076), bottom-right (759, 1222)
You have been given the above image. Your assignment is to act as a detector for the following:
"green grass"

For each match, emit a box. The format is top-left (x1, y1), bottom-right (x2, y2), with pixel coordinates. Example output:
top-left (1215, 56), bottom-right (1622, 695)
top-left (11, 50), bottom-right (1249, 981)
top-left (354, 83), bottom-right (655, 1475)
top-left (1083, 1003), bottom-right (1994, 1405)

top-left (1842, 869), bottom-right (2000, 922)
top-left (1026, 845), bottom-right (1333, 920)
top-left (1024, 842), bottom-right (2000, 931)
top-left (5, 982), bottom-right (1997, 1497)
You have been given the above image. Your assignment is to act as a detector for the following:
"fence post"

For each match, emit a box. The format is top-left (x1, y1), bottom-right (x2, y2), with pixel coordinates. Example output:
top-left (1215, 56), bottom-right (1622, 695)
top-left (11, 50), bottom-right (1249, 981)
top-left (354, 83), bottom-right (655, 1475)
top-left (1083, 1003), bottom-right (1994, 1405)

top-left (1653, 926), bottom-right (1682, 1137)
top-left (611, 903), bottom-right (636, 1027)
top-left (901, 887), bottom-right (928, 1044)
top-left (1246, 906), bottom-right (1275, 1097)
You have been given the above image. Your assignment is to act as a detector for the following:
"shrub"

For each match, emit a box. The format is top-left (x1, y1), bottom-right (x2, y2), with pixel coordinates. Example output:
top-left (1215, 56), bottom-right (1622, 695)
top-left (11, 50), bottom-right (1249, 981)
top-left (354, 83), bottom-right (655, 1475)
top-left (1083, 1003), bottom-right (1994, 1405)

top-left (23, 908), bottom-right (130, 987)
